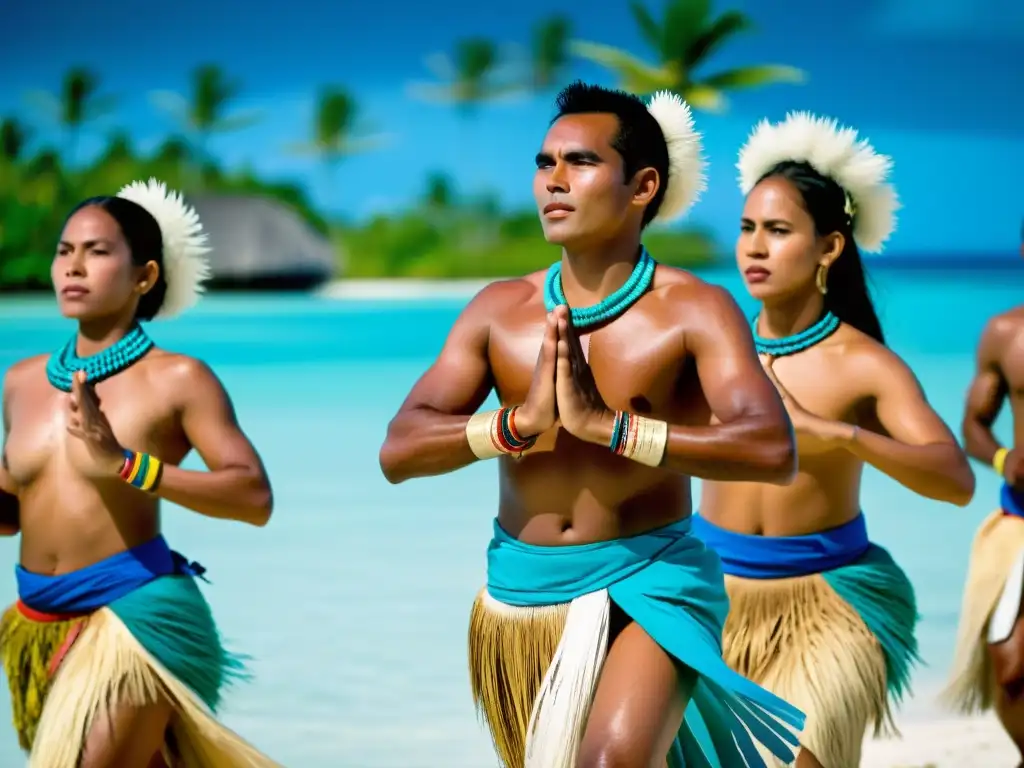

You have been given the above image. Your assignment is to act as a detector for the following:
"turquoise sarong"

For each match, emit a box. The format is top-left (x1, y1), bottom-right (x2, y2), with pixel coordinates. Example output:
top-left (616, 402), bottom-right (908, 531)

top-left (690, 513), bottom-right (920, 705)
top-left (12, 535), bottom-right (247, 713)
top-left (486, 517), bottom-right (806, 767)
top-left (1, 535), bottom-right (266, 764)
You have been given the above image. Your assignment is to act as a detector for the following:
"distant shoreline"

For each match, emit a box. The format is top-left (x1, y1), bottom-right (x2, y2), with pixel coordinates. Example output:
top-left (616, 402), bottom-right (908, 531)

top-left (0, 257), bottom-right (1016, 306)
top-left (314, 257), bottom-right (1021, 301)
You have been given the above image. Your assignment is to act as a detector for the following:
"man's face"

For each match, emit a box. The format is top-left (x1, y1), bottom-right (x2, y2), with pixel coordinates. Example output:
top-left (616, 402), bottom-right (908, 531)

top-left (533, 113), bottom-right (639, 247)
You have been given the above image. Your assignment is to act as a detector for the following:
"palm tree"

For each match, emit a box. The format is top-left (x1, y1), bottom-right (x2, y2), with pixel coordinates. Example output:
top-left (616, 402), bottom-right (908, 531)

top-left (407, 38), bottom-right (523, 118)
top-left (24, 67), bottom-right (116, 165)
top-left (529, 16), bottom-right (572, 92)
top-left (571, 0), bottom-right (804, 112)
top-left (150, 64), bottom-right (261, 168)
top-left (287, 87), bottom-right (388, 186)
top-left (0, 118), bottom-right (29, 163)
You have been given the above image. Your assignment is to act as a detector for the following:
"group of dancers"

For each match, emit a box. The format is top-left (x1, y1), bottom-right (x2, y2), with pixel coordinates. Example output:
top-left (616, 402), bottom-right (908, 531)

top-left (0, 79), bottom-right (1019, 767)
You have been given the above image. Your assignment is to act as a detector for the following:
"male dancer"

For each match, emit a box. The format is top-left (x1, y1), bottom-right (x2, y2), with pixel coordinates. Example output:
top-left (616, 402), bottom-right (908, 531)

top-left (945, 249), bottom-right (1024, 760)
top-left (380, 81), bottom-right (804, 767)
top-left (0, 179), bottom-right (280, 766)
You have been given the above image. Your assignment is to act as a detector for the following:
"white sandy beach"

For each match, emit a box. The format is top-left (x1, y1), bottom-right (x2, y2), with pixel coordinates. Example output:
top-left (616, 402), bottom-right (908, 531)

top-left (861, 714), bottom-right (1016, 767)
top-left (854, 678), bottom-right (1018, 767)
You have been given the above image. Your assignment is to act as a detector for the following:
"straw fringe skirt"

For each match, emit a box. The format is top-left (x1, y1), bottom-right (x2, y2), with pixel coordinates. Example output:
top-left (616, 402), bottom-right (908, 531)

top-left (0, 592), bottom-right (280, 766)
top-left (722, 572), bottom-right (897, 768)
top-left (943, 509), bottom-right (1024, 714)
top-left (470, 588), bottom-right (594, 768)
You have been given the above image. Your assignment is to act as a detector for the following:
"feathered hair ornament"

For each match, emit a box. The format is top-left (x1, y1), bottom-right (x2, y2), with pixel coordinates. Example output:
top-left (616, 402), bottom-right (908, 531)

top-left (116, 178), bottom-right (212, 319)
top-left (736, 112), bottom-right (900, 253)
top-left (646, 91), bottom-right (707, 224)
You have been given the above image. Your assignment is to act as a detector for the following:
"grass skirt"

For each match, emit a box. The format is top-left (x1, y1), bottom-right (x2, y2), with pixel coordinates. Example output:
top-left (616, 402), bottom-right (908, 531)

top-left (722, 545), bottom-right (918, 768)
top-left (943, 509), bottom-right (1024, 714)
top-left (0, 574), bottom-right (281, 767)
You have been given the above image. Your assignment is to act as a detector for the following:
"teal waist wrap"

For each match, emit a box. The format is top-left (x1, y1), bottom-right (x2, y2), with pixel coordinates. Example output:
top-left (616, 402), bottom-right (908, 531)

top-left (485, 517), bottom-right (806, 768)
top-left (691, 513), bottom-right (920, 705)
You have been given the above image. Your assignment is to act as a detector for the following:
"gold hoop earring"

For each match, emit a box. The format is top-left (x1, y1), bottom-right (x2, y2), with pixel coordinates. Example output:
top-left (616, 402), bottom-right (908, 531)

top-left (815, 264), bottom-right (829, 295)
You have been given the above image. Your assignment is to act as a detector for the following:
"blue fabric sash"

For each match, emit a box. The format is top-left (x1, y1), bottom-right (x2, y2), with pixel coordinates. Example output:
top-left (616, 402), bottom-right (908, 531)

top-left (690, 513), bottom-right (871, 578)
top-left (1002, 483), bottom-right (1024, 518)
top-left (485, 517), bottom-right (805, 768)
top-left (15, 535), bottom-right (207, 614)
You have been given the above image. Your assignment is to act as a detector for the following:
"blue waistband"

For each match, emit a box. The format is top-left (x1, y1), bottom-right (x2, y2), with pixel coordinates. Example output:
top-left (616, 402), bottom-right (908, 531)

top-left (15, 535), bottom-right (207, 614)
top-left (1003, 483), bottom-right (1024, 518)
top-left (690, 513), bottom-right (871, 579)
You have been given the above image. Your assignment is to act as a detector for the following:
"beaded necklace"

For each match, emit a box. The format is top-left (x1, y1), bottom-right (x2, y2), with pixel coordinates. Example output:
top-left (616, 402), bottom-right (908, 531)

top-left (544, 248), bottom-right (656, 330)
top-left (752, 311), bottom-right (840, 357)
top-left (46, 323), bottom-right (154, 392)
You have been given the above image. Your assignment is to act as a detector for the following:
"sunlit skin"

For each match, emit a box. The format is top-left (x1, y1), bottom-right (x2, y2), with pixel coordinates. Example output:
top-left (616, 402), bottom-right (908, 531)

top-left (961, 302), bottom-right (1024, 757)
top-left (380, 112), bottom-right (796, 766)
top-left (0, 205), bottom-right (273, 767)
top-left (700, 176), bottom-right (975, 768)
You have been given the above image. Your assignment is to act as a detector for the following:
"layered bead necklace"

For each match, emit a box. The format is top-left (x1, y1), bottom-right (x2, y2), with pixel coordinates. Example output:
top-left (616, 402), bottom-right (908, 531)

top-left (544, 248), bottom-right (656, 329)
top-left (46, 323), bottom-right (154, 391)
top-left (751, 311), bottom-right (840, 357)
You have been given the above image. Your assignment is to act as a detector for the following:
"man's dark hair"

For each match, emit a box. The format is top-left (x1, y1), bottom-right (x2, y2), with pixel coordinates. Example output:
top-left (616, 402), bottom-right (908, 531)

top-left (552, 81), bottom-right (669, 227)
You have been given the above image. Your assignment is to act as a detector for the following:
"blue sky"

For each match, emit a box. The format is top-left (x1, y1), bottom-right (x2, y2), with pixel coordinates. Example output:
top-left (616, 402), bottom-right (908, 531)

top-left (1, 0), bottom-right (1022, 256)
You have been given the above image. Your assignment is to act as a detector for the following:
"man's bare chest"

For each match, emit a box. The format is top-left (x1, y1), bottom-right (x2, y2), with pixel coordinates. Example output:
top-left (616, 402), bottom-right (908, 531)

top-left (487, 316), bottom-right (688, 413)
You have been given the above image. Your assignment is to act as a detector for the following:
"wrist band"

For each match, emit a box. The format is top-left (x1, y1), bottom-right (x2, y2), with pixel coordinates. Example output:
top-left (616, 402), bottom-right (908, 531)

top-left (120, 450), bottom-right (163, 493)
top-left (466, 407), bottom-right (538, 460)
top-left (609, 411), bottom-right (668, 468)
top-left (993, 447), bottom-right (1010, 477)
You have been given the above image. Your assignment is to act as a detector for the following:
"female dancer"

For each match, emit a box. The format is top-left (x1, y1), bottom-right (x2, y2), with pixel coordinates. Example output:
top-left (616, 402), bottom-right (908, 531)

top-left (691, 113), bottom-right (976, 767)
top-left (0, 179), bottom-right (281, 767)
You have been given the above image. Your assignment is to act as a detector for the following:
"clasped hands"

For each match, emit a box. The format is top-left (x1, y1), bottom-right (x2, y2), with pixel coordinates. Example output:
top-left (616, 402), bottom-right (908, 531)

top-left (760, 354), bottom-right (856, 451)
top-left (65, 370), bottom-right (127, 478)
top-left (515, 305), bottom-right (612, 444)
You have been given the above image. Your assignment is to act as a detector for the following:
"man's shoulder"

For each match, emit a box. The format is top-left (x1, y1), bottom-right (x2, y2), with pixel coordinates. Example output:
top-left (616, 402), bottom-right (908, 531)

top-left (985, 306), bottom-right (1024, 340)
top-left (465, 274), bottom-right (543, 314)
top-left (649, 266), bottom-right (738, 318)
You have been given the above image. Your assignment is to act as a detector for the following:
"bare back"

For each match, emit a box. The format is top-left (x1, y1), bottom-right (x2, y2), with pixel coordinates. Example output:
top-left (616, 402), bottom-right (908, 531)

top-left (702, 322), bottom-right (958, 535)
top-left (4, 349), bottom-right (202, 574)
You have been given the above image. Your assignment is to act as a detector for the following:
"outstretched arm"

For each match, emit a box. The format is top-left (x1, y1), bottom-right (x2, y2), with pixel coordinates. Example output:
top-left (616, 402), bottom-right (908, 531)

top-left (152, 360), bottom-right (274, 526)
top-left (570, 286), bottom-right (796, 484)
top-left (845, 347), bottom-right (975, 506)
top-left (962, 317), bottom-right (1010, 465)
top-left (0, 374), bottom-right (19, 536)
top-left (379, 284), bottom-right (502, 484)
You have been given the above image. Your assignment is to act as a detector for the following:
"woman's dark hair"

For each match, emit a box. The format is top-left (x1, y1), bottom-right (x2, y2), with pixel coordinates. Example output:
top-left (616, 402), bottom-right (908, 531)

top-left (552, 81), bottom-right (669, 228)
top-left (758, 160), bottom-right (885, 344)
top-left (65, 196), bottom-right (167, 321)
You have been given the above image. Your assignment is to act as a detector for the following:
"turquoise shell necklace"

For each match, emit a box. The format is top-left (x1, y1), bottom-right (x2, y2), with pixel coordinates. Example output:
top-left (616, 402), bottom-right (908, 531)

top-left (751, 310), bottom-right (840, 357)
top-left (544, 247), bottom-right (657, 329)
top-left (46, 323), bottom-right (154, 392)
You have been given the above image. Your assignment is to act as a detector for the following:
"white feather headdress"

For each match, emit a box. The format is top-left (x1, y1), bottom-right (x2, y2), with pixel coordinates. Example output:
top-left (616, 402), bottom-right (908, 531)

top-left (646, 91), bottom-right (707, 224)
top-left (116, 178), bottom-right (212, 319)
top-left (736, 112), bottom-right (900, 253)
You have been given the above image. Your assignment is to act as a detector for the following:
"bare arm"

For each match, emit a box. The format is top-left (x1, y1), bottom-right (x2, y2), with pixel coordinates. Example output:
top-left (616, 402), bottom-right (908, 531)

top-left (590, 286), bottom-right (796, 483)
top-left (0, 373), bottom-right (19, 536)
top-left (962, 318), bottom-right (1009, 464)
top-left (152, 360), bottom-right (273, 526)
top-left (846, 347), bottom-right (975, 506)
top-left (379, 285), bottom-right (503, 484)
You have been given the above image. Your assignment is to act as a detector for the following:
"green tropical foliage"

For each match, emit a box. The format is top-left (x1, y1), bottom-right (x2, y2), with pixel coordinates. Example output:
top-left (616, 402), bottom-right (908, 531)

top-left (572, 0), bottom-right (805, 111)
top-left (1, 5), bottom-right (804, 292)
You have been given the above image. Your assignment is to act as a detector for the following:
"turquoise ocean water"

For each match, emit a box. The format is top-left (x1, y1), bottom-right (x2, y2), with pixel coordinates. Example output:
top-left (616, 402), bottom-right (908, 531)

top-left (0, 265), bottom-right (1019, 766)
